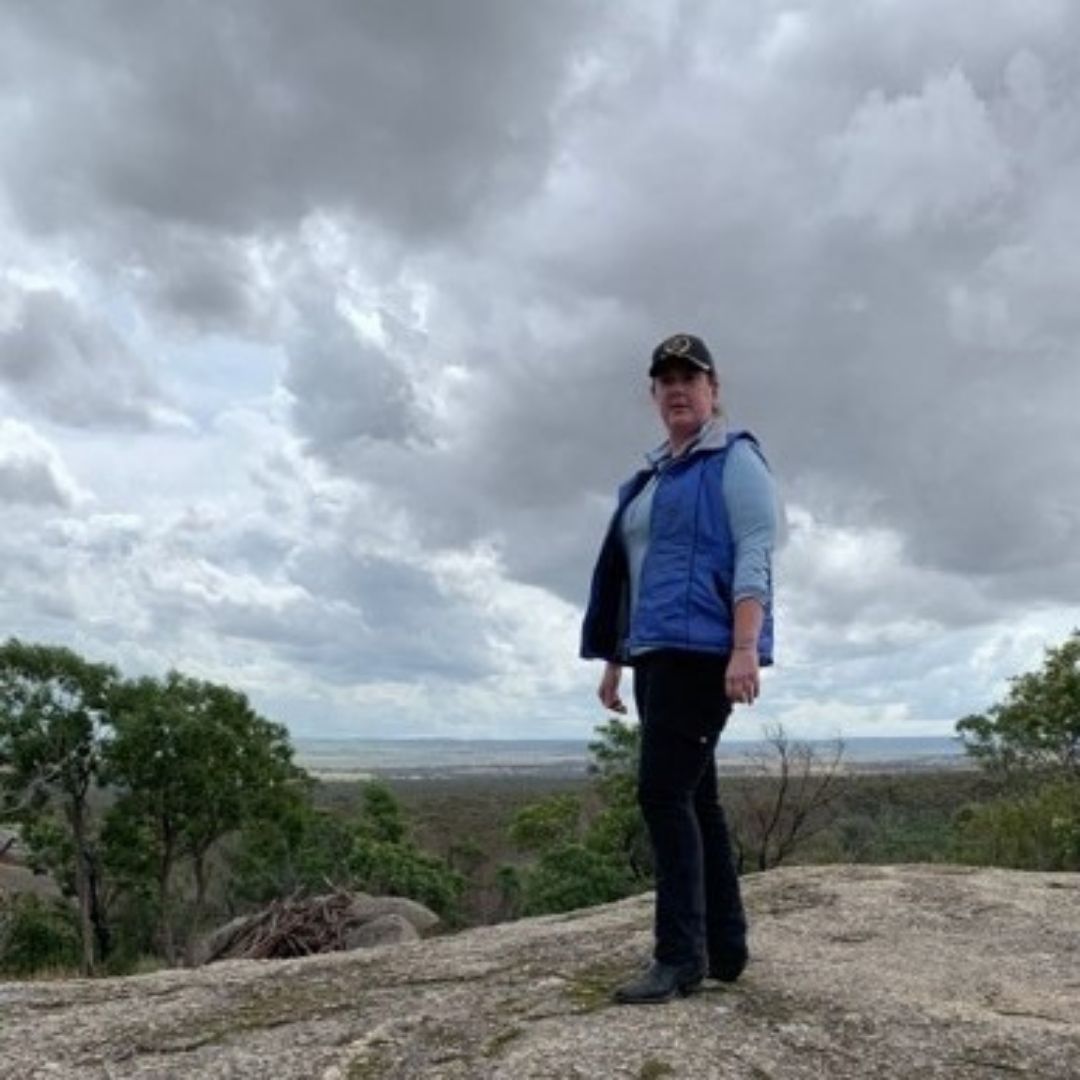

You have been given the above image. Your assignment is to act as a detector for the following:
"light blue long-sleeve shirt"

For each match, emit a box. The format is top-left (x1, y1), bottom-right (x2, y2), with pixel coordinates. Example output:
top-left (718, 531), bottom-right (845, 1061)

top-left (620, 421), bottom-right (777, 630)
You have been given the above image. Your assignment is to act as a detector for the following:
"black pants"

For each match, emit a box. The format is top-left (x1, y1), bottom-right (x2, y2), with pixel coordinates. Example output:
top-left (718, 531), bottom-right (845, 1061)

top-left (633, 650), bottom-right (747, 967)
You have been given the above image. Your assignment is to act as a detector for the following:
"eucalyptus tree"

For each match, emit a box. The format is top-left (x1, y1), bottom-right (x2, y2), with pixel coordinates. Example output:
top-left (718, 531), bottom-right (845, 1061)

top-left (954, 630), bottom-right (1080, 870)
top-left (105, 672), bottom-right (300, 964)
top-left (0, 639), bottom-right (119, 973)
top-left (957, 630), bottom-right (1080, 781)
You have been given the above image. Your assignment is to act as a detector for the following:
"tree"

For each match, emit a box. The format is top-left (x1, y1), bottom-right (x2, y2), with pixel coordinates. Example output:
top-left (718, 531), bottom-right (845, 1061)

top-left (504, 790), bottom-right (631, 915)
top-left (507, 793), bottom-right (582, 855)
top-left (956, 630), bottom-right (1080, 781)
top-left (102, 676), bottom-right (186, 963)
top-left (0, 893), bottom-right (81, 976)
top-left (516, 844), bottom-right (630, 915)
top-left (504, 718), bottom-right (649, 916)
top-left (346, 837), bottom-right (464, 919)
top-left (228, 783), bottom-right (348, 905)
top-left (731, 724), bottom-right (846, 873)
top-left (508, 718), bottom-right (848, 914)
top-left (0, 640), bottom-right (118, 973)
top-left (953, 631), bottom-right (1080, 872)
top-left (230, 778), bottom-right (465, 923)
top-left (585, 718), bottom-right (651, 880)
top-left (104, 672), bottom-right (300, 964)
top-left (354, 779), bottom-right (408, 845)
top-left (346, 780), bottom-right (464, 920)
top-left (954, 778), bottom-right (1080, 872)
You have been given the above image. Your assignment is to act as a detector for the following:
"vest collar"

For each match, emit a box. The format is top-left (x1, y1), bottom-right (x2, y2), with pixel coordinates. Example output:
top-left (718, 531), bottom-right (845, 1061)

top-left (645, 417), bottom-right (729, 469)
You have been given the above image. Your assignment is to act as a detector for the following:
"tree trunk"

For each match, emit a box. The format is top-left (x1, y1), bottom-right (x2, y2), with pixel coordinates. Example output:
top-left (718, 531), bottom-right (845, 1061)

top-left (158, 838), bottom-right (176, 966)
top-left (184, 850), bottom-right (210, 967)
top-left (70, 805), bottom-right (96, 976)
top-left (87, 852), bottom-right (112, 963)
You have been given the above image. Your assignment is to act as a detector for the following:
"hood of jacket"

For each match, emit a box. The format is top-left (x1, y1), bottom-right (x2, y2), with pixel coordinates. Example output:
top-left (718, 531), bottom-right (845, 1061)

top-left (645, 417), bottom-right (729, 470)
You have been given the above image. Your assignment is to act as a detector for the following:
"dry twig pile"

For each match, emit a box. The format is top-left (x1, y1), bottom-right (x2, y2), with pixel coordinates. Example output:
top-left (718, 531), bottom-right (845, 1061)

top-left (206, 891), bottom-right (360, 962)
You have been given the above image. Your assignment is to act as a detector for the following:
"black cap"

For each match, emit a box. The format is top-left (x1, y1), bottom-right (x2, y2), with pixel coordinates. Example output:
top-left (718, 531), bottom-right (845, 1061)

top-left (649, 333), bottom-right (714, 377)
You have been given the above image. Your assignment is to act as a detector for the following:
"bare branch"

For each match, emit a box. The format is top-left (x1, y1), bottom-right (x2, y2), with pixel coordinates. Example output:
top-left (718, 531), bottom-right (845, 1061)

top-left (732, 727), bottom-right (847, 872)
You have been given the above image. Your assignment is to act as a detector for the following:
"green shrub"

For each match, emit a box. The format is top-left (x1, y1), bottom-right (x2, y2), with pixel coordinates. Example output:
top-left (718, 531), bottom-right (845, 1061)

top-left (0, 893), bottom-right (81, 977)
top-left (228, 778), bottom-right (465, 924)
top-left (229, 800), bottom-right (355, 905)
top-left (347, 837), bottom-right (464, 921)
top-left (495, 864), bottom-right (524, 919)
top-left (954, 779), bottom-right (1080, 871)
top-left (355, 780), bottom-right (408, 844)
top-left (520, 844), bottom-right (631, 916)
top-left (508, 794), bottom-right (582, 855)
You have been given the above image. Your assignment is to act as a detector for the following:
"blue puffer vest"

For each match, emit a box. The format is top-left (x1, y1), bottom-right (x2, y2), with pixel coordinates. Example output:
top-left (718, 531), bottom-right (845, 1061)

top-left (580, 431), bottom-right (774, 665)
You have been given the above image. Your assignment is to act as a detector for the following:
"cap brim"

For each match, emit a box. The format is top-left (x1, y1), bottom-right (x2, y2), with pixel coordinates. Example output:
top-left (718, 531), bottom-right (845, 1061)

top-left (649, 356), bottom-right (712, 377)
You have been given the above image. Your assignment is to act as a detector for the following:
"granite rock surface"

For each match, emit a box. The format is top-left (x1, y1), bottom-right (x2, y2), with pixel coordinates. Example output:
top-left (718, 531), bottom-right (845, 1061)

top-left (0, 864), bottom-right (1077, 1079)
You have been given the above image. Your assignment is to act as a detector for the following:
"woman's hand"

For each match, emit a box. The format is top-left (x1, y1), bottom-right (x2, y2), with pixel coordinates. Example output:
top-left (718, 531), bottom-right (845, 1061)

top-left (725, 648), bottom-right (760, 704)
top-left (727, 597), bottom-right (764, 704)
top-left (598, 662), bottom-right (627, 713)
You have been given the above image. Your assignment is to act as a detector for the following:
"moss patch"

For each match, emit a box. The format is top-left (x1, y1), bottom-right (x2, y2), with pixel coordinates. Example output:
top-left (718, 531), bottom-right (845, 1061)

top-left (562, 960), bottom-right (632, 1012)
top-left (484, 1024), bottom-right (525, 1057)
top-left (638, 1058), bottom-right (675, 1079)
top-left (735, 986), bottom-right (804, 1025)
top-left (346, 1052), bottom-right (391, 1080)
top-left (132, 979), bottom-right (364, 1053)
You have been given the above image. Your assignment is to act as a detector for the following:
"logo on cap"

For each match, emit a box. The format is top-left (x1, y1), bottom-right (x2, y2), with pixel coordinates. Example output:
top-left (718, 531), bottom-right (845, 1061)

top-left (660, 334), bottom-right (693, 358)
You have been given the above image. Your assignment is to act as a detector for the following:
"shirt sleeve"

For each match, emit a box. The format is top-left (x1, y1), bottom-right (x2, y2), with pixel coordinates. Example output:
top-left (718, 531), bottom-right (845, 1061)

top-left (722, 438), bottom-right (778, 606)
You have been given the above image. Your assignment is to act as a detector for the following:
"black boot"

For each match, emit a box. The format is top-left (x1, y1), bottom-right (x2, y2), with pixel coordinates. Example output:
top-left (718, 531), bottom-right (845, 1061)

top-left (708, 946), bottom-right (748, 983)
top-left (613, 960), bottom-right (705, 1005)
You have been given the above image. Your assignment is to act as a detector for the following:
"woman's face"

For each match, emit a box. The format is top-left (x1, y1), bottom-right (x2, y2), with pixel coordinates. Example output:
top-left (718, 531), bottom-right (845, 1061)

top-left (651, 364), bottom-right (718, 443)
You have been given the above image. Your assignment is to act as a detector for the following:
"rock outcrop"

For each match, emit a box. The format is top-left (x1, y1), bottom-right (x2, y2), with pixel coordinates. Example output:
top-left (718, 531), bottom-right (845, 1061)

top-left (1, 864), bottom-right (1077, 1078)
top-left (0, 827), bottom-right (58, 901)
top-left (0, 862), bottom-right (60, 901)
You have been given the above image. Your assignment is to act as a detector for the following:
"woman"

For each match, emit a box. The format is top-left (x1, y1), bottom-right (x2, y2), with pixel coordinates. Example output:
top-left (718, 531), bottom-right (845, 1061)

top-left (580, 332), bottom-right (778, 1005)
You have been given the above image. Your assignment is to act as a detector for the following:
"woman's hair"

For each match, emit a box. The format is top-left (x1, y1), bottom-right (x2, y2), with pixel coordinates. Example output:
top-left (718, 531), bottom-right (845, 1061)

top-left (710, 372), bottom-right (724, 418)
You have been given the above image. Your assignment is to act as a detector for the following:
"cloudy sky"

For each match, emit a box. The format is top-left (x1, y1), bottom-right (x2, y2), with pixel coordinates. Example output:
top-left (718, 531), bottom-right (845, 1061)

top-left (2, 1), bottom-right (1078, 743)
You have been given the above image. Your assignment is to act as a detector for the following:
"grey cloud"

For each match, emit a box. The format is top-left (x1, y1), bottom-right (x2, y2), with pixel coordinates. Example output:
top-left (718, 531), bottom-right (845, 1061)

top-left (513, 15), bottom-right (1080, 605)
top-left (6, 1), bottom-right (1080, 734)
top-left (45, 514), bottom-right (144, 557)
top-left (1, 1), bottom-right (601, 243)
top-left (0, 454), bottom-right (71, 507)
top-left (0, 443), bottom-right (74, 508)
top-left (135, 231), bottom-right (268, 333)
top-left (286, 278), bottom-right (666, 600)
top-left (0, 289), bottom-right (169, 428)
top-left (827, 69), bottom-right (1013, 234)
top-left (279, 1), bottom-right (1080, 631)
top-left (132, 536), bottom-right (498, 688)
top-left (284, 299), bottom-right (423, 451)
top-left (284, 547), bottom-right (496, 683)
top-left (214, 525), bottom-right (297, 578)
top-left (0, 510), bottom-right (79, 629)
top-left (0, 418), bottom-right (85, 509)
top-left (25, 478), bottom-right (499, 689)
top-left (0, 0), bottom-right (606, 341)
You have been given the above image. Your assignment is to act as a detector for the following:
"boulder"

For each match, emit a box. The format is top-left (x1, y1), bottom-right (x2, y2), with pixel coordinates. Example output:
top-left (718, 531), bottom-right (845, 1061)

top-left (0, 828), bottom-right (25, 864)
top-left (342, 912), bottom-right (419, 950)
top-left (345, 892), bottom-right (441, 935)
top-left (0, 862), bottom-right (62, 901)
